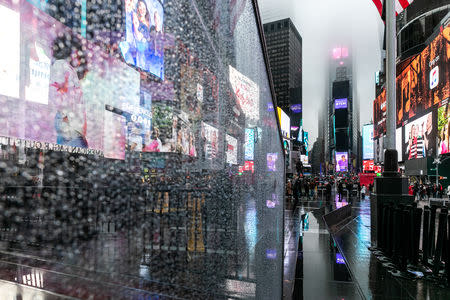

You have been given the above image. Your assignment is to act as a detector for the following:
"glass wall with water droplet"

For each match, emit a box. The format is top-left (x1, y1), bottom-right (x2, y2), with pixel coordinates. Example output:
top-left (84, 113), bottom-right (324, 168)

top-left (0, 0), bottom-right (284, 298)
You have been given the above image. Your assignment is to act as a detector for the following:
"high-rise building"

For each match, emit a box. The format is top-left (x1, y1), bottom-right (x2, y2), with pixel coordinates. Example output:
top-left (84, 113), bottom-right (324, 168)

top-left (323, 47), bottom-right (360, 173)
top-left (263, 18), bottom-right (302, 138)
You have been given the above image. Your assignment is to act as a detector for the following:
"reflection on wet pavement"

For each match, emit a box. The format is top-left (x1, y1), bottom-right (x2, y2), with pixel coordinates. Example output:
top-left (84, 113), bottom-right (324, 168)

top-left (284, 193), bottom-right (362, 300)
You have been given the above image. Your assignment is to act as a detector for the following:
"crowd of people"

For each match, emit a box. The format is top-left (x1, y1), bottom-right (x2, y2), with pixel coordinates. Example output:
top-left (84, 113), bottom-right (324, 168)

top-left (286, 174), bottom-right (372, 209)
top-left (408, 182), bottom-right (450, 200)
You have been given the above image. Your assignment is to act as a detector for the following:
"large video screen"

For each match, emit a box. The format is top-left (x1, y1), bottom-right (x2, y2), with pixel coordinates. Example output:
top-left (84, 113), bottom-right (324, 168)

top-left (438, 101), bottom-right (450, 155)
top-left (277, 107), bottom-right (290, 139)
top-left (202, 122), bottom-right (218, 160)
top-left (362, 124), bottom-right (374, 160)
top-left (396, 127), bottom-right (403, 162)
top-left (229, 65), bottom-right (260, 122)
top-left (335, 152), bottom-right (348, 172)
top-left (120, 0), bottom-right (165, 80)
top-left (396, 25), bottom-right (450, 127)
top-left (403, 111), bottom-right (436, 160)
top-left (373, 89), bottom-right (386, 139)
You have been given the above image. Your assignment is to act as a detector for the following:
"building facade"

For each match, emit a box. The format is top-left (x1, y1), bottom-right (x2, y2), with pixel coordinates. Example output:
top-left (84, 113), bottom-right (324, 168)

top-left (263, 18), bottom-right (303, 135)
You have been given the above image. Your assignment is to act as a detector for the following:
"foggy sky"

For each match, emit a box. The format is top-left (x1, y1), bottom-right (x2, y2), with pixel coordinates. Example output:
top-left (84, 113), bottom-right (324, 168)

top-left (258, 0), bottom-right (384, 148)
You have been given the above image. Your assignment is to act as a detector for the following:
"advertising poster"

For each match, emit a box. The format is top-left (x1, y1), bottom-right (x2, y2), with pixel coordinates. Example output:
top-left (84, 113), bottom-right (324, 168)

top-left (363, 160), bottom-right (374, 172)
top-left (0, 5), bottom-right (20, 99)
top-left (226, 134), bottom-right (238, 165)
top-left (375, 136), bottom-right (384, 163)
top-left (147, 102), bottom-right (173, 152)
top-left (120, 0), bottom-right (165, 79)
top-left (438, 101), bottom-right (450, 155)
top-left (202, 122), bottom-right (218, 160)
top-left (396, 24), bottom-right (450, 126)
top-left (362, 124), bottom-right (374, 160)
top-left (373, 89), bottom-right (386, 138)
top-left (104, 111), bottom-right (126, 160)
top-left (180, 64), bottom-right (203, 120)
top-left (25, 42), bottom-right (51, 104)
top-left (335, 152), bottom-right (348, 172)
top-left (171, 111), bottom-right (196, 156)
top-left (244, 128), bottom-right (255, 161)
top-left (277, 107), bottom-right (290, 139)
top-left (403, 111), bottom-right (436, 160)
top-left (267, 153), bottom-right (278, 171)
top-left (229, 65), bottom-right (260, 121)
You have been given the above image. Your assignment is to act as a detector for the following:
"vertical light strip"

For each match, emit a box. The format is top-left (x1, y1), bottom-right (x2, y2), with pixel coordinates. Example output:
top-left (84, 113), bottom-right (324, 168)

top-left (81, 0), bottom-right (86, 37)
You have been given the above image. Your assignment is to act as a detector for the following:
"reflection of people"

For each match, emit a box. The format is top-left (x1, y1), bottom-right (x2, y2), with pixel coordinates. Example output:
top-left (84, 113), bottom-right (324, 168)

top-left (188, 132), bottom-right (196, 157)
top-left (50, 35), bottom-right (88, 148)
top-left (128, 122), bottom-right (143, 151)
top-left (337, 155), bottom-right (347, 172)
top-left (440, 123), bottom-right (449, 154)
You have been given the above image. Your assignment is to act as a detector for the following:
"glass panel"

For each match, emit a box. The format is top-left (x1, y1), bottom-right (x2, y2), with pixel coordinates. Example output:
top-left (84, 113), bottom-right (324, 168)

top-left (0, 0), bottom-right (283, 298)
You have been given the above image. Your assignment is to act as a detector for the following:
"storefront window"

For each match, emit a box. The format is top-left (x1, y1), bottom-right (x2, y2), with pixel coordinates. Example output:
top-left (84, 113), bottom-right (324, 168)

top-left (0, 0), bottom-right (283, 298)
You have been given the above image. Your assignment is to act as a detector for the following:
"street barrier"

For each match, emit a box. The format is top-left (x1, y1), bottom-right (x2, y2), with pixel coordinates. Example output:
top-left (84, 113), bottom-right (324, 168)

top-left (374, 201), bottom-right (450, 285)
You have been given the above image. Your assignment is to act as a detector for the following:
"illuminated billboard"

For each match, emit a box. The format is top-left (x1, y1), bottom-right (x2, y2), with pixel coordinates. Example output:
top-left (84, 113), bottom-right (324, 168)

top-left (244, 128), bottom-right (255, 161)
top-left (120, 0), bottom-right (165, 79)
top-left (403, 111), bottom-right (436, 160)
top-left (362, 124), bottom-right (374, 160)
top-left (226, 134), bottom-right (238, 165)
top-left (438, 101), bottom-right (450, 155)
top-left (291, 104), bottom-right (302, 113)
top-left (373, 89), bottom-right (386, 139)
top-left (335, 152), bottom-right (348, 172)
top-left (229, 65), bottom-right (260, 121)
top-left (334, 98), bottom-right (348, 110)
top-left (277, 107), bottom-right (290, 139)
top-left (396, 25), bottom-right (449, 127)
top-left (396, 127), bottom-right (403, 161)
top-left (202, 122), bottom-right (218, 160)
top-left (267, 153), bottom-right (278, 171)
top-left (363, 160), bottom-right (374, 172)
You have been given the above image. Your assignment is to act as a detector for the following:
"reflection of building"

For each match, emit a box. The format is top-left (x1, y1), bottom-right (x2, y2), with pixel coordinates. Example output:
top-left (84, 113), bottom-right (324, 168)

top-left (263, 18), bottom-right (302, 136)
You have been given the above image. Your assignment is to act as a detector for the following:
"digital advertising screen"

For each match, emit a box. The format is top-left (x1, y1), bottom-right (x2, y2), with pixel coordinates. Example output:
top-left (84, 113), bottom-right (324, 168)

top-left (334, 98), bottom-right (348, 110)
top-left (363, 160), bottom-right (374, 172)
top-left (120, 0), bottom-right (165, 79)
top-left (267, 153), bottom-right (278, 172)
top-left (277, 107), bottom-right (290, 139)
top-left (291, 104), bottom-right (302, 113)
top-left (0, 5), bottom-right (20, 99)
top-left (438, 101), bottom-right (450, 155)
top-left (396, 24), bottom-right (450, 127)
top-left (373, 89), bottom-right (386, 138)
top-left (403, 111), bottom-right (436, 160)
top-left (244, 128), bottom-right (255, 161)
top-left (362, 124), bottom-right (374, 160)
top-left (335, 152), bottom-right (348, 172)
top-left (202, 122), bottom-right (218, 160)
top-left (226, 134), bottom-right (238, 165)
top-left (103, 110), bottom-right (126, 160)
top-left (229, 65), bottom-right (260, 122)
top-left (375, 136), bottom-right (384, 163)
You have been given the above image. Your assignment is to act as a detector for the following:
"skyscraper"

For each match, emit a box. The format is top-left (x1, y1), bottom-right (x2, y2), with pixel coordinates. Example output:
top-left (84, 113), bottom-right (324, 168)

top-left (263, 18), bottom-right (302, 139)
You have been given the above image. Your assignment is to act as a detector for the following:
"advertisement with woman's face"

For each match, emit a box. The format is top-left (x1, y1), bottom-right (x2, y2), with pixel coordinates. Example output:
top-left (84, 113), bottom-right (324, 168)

top-left (121, 0), bottom-right (165, 80)
top-left (438, 102), bottom-right (450, 155)
top-left (403, 111), bottom-right (436, 160)
top-left (335, 152), bottom-right (348, 172)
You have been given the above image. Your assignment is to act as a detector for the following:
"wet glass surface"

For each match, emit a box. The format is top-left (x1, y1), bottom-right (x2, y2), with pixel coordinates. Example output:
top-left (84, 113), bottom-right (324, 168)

top-left (0, 0), bottom-right (284, 298)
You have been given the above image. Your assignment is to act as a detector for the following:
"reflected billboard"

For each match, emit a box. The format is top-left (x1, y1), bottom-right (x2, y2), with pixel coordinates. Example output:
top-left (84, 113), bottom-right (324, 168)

top-left (120, 0), bottom-right (165, 79)
top-left (267, 153), bottom-right (278, 171)
top-left (244, 128), bottom-right (255, 161)
top-left (277, 107), bottom-right (290, 139)
top-left (362, 124), bottom-right (374, 160)
top-left (226, 134), bottom-right (238, 165)
top-left (335, 152), bottom-right (348, 172)
top-left (229, 65), bottom-right (260, 121)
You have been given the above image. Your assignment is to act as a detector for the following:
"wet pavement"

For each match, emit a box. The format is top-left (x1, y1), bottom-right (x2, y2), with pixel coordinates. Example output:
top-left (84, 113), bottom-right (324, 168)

top-left (283, 193), bottom-right (362, 300)
top-left (283, 192), bottom-right (450, 300)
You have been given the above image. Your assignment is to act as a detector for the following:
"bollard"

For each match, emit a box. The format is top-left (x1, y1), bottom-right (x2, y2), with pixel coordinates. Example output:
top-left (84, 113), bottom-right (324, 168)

top-left (429, 205), bottom-right (438, 258)
top-left (433, 210), bottom-right (447, 274)
top-left (380, 203), bottom-right (389, 251)
top-left (386, 204), bottom-right (394, 257)
top-left (392, 207), bottom-right (402, 262)
top-left (446, 215), bottom-right (450, 286)
top-left (399, 209), bottom-right (409, 271)
top-left (442, 208), bottom-right (449, 263)
top-left (412, 207), bottom-right (422, 265)
top-left (406, 205), bottom-right (414, 262)
top-left (422, 208), bottom-right (430, 264)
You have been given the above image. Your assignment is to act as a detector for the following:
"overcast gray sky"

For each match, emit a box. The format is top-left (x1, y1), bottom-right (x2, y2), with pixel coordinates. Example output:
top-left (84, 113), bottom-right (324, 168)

top-left (258, 0), bottom-right (384, 148)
